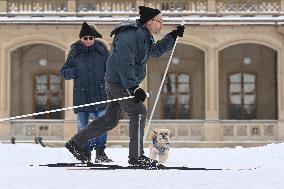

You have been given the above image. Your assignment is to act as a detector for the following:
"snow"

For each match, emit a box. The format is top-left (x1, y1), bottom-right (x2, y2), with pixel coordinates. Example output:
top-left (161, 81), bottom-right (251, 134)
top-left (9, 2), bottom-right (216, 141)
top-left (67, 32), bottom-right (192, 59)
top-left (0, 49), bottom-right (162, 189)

top-left (1, 142), bottom-right (284, 189)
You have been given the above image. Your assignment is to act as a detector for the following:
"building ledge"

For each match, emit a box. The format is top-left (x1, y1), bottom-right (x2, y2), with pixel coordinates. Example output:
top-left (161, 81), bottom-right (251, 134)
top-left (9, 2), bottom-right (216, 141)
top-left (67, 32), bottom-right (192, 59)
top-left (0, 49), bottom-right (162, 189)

top-left (1, 15), bottom-right (284, 25)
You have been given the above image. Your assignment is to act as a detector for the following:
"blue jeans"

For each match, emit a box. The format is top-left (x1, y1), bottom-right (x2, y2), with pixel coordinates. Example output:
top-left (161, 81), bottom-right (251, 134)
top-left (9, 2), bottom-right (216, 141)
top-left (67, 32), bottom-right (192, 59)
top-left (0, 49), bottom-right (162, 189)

top-left (77, 110), bottom-right (107, 151)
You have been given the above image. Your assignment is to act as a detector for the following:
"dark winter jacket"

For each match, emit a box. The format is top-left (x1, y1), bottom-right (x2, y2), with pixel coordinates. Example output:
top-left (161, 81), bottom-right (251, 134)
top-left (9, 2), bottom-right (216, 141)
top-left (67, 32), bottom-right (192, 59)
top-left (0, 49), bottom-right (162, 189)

top-left (105, 20), bottom-right (175, 89)
top-left (60, 40), bottom-right (109, 113)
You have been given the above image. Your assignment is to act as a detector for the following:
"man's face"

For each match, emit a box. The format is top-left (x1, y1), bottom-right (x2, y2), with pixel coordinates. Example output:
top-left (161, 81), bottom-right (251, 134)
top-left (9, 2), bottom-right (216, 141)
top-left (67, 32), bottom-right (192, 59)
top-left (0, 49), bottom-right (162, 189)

top-left (80, 36), bottom-right (95, 47)
top-left (146, 14), bottom-right (163, 35)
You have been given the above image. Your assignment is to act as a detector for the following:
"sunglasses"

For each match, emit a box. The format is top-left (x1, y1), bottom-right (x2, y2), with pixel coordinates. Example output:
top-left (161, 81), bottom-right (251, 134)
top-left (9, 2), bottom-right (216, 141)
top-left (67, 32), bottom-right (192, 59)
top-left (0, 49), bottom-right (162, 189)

top-left (82, 36), bottom-right (94, 40)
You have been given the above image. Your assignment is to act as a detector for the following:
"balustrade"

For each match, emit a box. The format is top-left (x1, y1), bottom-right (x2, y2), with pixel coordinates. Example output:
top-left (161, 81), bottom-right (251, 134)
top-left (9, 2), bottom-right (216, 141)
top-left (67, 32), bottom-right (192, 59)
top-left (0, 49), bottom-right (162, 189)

top-left (76, 0), bottom-right (137, 12)
top-left (144, 0), bottom-right (207, 12)
top-left (1, 1), bottom-right (283, 19)
top-left (216, 0), bottom-right (281, 13)
top-left (7, 0), bottom-right (67, 13)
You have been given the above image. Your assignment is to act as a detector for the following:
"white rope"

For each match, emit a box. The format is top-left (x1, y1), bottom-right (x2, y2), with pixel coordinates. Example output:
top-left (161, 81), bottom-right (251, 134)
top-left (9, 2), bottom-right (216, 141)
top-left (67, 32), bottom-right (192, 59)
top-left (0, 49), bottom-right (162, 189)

top-left (0, 94), bottom-right (148, 122)
top-left (143, 21), bottom-right (185, 142)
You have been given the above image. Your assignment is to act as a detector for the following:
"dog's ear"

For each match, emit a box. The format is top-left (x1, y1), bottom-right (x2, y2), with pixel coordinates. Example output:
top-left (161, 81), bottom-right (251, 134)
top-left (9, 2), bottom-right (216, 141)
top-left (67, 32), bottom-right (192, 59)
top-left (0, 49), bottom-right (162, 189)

top-left (168, 129), bottom-right (173, 138)
top-left (149, 129), bottom-right (158, 140)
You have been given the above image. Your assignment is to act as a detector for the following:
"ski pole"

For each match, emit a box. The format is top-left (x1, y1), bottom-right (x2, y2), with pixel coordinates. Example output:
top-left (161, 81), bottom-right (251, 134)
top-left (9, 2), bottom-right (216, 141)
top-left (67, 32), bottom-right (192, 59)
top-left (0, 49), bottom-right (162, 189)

top-left (143, 21), bottom-right (185, 142)
top-left (0, 93), bottom-right (149, 122)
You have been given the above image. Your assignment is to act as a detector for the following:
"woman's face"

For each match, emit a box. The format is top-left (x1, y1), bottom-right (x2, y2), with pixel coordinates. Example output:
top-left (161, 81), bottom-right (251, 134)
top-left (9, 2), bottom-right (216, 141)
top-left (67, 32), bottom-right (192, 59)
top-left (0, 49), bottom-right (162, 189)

top-left (80, 36), bottom-right (95, 47)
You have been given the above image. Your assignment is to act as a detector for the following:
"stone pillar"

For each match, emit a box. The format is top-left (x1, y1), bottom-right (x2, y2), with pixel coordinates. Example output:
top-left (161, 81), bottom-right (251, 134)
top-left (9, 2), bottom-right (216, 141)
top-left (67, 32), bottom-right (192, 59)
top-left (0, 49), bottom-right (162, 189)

top-left (207, 0), bottom-right (216, 13)
top-left (281, 0), bottom-right (284, 12)
top-left (278, 48), bottom-right (284, 120)
top-left (203, 47), bottom-right (221, 141)
top-left (136, 0), bottom-right (144, 7)
top-left (205, 47), bottom-right (219, 120)
top-left (0, 46), bottom-right (3, 117)
top-left (277, 121), bottom-right (284, 140)
top-left (0, 0), bottom-right (7, 13)
top-left (0, 122), bottom-right (11, 140)
top-left (63, 120), bottom-right (76, 140)
top-left (63, 80), bottom-right (76, 120)
top-left (62, 51), bottom-right (76, 139)
top-left (0, 46), bottom-right (10, 118)
top-left (63, 51), bottom-right (76, 121)
top-left (0, 46), bottom-right (10, 141)
top-left (203, 120), bottom-right (222, 141)
top-left (277, 45), bottom-right (284, 141)
top-left (67, 0), bottom-right (76, 13)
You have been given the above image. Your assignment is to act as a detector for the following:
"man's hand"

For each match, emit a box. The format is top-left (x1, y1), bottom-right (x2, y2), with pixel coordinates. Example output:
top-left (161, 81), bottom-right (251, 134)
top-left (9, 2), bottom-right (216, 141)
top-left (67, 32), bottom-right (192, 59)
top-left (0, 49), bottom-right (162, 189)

top-left (169, 25), bottom-right (185, 40)
top-left (128, 86), bottom-right (147, 103)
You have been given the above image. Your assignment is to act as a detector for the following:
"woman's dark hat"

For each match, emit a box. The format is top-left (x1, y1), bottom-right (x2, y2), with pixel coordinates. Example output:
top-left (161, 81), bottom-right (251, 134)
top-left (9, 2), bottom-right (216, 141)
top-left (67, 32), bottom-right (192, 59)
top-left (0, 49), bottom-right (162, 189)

top-left (79, 22), bottom-right (102, 38)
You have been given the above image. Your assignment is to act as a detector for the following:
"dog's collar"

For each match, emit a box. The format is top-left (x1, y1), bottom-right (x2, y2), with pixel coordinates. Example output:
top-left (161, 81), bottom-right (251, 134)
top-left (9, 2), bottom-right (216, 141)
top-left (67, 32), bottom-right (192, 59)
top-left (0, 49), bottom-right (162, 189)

top-left (153, 139), bottom-right (170, 155)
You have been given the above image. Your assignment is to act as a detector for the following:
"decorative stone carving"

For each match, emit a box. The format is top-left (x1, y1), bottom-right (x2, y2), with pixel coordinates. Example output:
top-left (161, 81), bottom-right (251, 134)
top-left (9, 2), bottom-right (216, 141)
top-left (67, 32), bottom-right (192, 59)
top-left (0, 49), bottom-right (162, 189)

top-left (250, 125), bottom-right (261, 136)
top-left (223, 125), bottom-right (234, 136)
top-left (263, 125), bottom-right (274, 136)
top-left (191, 125), bottom-right (202, 136)
top-left (236, 125), bottom-right (247, 136)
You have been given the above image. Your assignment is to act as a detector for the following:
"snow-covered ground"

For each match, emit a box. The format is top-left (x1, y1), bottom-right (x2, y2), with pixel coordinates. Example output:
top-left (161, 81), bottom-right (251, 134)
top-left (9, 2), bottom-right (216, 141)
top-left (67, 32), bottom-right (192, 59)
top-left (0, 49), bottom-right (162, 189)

top-left (1, 142), bottom-right (284, 189)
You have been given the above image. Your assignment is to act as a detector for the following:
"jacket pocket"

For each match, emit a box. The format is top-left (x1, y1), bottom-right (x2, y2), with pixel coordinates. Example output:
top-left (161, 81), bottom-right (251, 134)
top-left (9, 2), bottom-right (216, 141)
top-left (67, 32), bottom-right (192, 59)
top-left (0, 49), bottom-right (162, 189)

top-left (98, 81), bottom-right (107, 100)
top-left (73, 87), bottom-right (87, 106)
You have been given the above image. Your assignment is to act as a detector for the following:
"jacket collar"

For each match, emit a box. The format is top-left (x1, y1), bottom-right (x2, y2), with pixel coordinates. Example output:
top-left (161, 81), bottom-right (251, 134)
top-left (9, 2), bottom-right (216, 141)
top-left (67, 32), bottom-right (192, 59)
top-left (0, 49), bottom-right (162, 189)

top-left (71, 40), bottom-right (106, 55)
top-left (110, 19), bottom-right (153, 37)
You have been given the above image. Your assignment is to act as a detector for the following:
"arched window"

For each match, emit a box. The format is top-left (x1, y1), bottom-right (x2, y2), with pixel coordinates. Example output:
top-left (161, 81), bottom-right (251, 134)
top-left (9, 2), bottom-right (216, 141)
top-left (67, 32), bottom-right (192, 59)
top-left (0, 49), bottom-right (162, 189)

top-left (34, 73), bottom-right (63, 119)
top-left (162, 73), bottom-right (190, 119)
top-left (229, 73), bottom-right (256, 119)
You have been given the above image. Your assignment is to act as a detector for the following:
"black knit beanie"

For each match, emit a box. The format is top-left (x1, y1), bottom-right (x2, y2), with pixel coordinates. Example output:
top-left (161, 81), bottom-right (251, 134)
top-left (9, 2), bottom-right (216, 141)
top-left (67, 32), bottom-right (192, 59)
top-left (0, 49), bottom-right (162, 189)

top-left (79, 22), bottom-right (102, 38)
top-left (138, 6), bottom-right (161, 24)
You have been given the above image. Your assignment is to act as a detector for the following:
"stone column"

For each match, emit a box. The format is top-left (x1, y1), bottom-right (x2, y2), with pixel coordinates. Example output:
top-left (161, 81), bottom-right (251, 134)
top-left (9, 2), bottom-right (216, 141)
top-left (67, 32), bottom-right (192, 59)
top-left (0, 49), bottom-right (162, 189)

top-left (277, 46), bottom-right (284, 140)
top-left (0, 121), bottom-right (11, 140)
top-left (277, 121), bottom-right (284, 140)
top-left (0, 46), bottom-right (3, 117)
top-left (205, 47), bottom-right (219, 120)
top-left (62, 65), bottom-right (76, 139)
top-left (67, 0), bottom-right (76, 13)
top-left (1, 46), bottom-right (10, 118)
top-left (203, 47), bottom-right (221, 141)
top-left (63, 51), bottom-right (76, 121)
top-left (136, 0), bottom-right (144, 7)
top-left (64, 80), bottom-right (76, 120)
top-left (0, 0), bottom-right (7, 13)
top-left (207, 0), bottom-right (216, 13)
top-left (278, 49), bottom-right (284, 119)
top-left (281, 0), bottom-right (284, 12)
top-left (203, 120), bottom-right (222, 141)
top-left (0, 45), bottom-right (11, 140)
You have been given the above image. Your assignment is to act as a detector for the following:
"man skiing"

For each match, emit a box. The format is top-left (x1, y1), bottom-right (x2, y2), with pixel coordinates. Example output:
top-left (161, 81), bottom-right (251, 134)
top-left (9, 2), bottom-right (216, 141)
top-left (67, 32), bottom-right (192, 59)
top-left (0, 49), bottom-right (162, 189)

top-left (65, 6), bottom-right (185, 167)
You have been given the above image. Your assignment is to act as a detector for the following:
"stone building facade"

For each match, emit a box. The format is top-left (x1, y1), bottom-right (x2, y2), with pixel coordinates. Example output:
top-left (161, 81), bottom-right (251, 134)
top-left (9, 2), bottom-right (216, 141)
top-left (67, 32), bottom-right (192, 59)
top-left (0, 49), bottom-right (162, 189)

top-left (1, 0), bottom-right (284, 147)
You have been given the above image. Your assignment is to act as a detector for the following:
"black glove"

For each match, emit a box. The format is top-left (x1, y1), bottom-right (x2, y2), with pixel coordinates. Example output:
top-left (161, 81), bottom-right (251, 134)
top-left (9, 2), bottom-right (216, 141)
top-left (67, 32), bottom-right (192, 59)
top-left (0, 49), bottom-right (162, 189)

top-left (169, 25), bottom-right (185, 40)
top-left (128, 86), bottom-right (147, 103)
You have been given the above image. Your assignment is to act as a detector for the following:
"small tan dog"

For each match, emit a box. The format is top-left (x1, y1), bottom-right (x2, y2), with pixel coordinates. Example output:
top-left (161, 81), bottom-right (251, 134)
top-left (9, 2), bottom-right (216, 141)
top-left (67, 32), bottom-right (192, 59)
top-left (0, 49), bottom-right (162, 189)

top-left (149, 128), bottom-right (173, 164)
